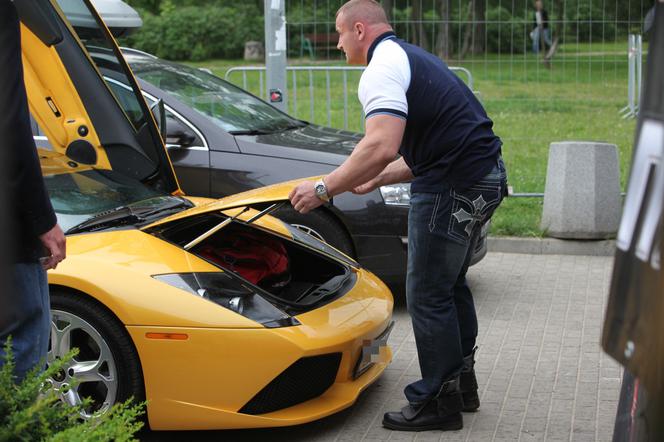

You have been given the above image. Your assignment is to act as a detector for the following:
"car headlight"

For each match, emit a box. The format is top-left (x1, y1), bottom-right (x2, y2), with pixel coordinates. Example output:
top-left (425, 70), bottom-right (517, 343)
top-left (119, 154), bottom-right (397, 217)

top-left (152, 272), bottom-right (299, 328)
top-left (380, 183), bottom-right (411, 206)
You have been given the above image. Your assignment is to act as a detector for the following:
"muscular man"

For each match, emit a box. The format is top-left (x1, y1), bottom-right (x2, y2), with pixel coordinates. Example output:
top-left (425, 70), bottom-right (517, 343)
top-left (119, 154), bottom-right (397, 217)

top-left (290, 0), bottom-right (507, 431)
top-left (0, 0), bottom-right (66, 381)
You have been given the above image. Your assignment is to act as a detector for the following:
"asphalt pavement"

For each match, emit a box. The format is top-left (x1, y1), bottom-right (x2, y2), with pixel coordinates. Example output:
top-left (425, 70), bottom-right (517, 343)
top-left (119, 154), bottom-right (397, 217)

top-left (141, 251), bottom-right (620, 442)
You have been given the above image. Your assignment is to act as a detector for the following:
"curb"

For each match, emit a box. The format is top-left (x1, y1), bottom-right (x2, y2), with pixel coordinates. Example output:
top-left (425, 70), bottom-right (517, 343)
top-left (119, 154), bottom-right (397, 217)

top-left (488, 236), bottom-right (616, 257)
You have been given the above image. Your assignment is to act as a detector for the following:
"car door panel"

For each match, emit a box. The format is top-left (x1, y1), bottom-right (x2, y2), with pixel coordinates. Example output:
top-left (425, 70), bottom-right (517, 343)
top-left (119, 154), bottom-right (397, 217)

top-left (169, 147), bottom-right (210, 197)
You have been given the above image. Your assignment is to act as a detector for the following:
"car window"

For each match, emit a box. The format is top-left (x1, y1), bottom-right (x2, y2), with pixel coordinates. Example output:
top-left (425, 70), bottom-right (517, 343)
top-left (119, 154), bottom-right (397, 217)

top-left (56, 0), bottom-right (149, 132)
top-left (108, 78), bottom-right (205, 148)
top-left (130, 61), bottom-right (300, 133)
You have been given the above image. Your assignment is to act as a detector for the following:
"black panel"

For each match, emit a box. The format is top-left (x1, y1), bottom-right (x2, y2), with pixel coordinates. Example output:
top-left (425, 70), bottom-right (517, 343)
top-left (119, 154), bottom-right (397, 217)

top-left (14, 0), bottom-right (62, 46)
top-left (239, 353), bottom-right (342, 415)
top-left (65, 139), bottom-right (96, 164)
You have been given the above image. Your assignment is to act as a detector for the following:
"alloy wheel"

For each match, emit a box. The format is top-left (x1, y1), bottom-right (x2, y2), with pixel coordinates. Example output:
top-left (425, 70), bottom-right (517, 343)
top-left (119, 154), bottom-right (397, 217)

top-left (47, 309), bottom-right (118, 418)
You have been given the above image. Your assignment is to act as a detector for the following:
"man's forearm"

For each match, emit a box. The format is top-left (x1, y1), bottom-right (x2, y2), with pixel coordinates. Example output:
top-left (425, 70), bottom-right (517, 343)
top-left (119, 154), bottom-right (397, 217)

top-left (324, 115), bottom-right (406, 196)
top-left (374, 157), bottom-right (413, 187)
top-left (324, 140), bottom-right (395, 196)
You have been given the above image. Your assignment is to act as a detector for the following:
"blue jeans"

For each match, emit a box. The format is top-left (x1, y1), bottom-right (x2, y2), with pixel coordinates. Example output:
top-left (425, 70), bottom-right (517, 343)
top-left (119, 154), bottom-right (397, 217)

top-left (532, 27), bottom-right (552, 53)
top-left (0, 263), bottom-right (50, 381)
top-left (404, 159), bottom-right (507, 404)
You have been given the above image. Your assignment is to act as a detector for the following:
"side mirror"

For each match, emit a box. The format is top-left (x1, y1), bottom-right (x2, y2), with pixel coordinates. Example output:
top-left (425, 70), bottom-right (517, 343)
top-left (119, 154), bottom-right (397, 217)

top-left (149, 98), bottom-right (167, 141)
top-left (165, 116), bottom-right (196, 148)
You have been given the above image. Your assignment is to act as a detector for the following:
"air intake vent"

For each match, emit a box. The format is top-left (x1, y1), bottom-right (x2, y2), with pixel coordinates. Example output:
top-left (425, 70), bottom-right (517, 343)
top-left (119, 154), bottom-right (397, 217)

top-left (239, 353), bottom-right (342, 415)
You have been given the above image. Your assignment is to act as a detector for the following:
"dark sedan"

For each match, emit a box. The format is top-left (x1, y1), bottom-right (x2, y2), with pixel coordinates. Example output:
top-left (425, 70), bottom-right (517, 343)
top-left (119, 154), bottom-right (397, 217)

top-left (118, 48), bottom-right (487, 286)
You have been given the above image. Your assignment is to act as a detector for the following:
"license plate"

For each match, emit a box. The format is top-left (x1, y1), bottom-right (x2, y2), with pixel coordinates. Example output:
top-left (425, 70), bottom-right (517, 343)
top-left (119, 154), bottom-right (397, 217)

top-left (353, 321), bottom-right (394, 379)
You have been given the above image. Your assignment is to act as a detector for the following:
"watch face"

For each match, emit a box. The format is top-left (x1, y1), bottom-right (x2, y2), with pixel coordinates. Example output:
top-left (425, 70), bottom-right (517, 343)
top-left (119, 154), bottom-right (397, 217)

top-left (315, 184), bottom-right (325, 195)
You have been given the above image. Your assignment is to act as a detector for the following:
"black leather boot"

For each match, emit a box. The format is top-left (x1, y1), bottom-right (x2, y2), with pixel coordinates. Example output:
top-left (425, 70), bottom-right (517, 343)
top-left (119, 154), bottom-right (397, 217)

top-left (382, 378), bottom-right (463, 431)
top-left (460, 347), bottom-right (480, 412)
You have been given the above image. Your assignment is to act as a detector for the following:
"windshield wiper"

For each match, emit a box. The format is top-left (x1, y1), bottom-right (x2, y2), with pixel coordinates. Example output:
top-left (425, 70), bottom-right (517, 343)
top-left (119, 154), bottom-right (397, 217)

top-left (67, 206), bottom-right (144, 235)
top-left (280, 121), bottom-right (308, 131)
top-left (228, 129), bottom-right (272, 136)
top-left (67, 198), bottom-right (193, 235)
top-left (136, 197), bottom-right (193, 217)
top-left (229, 122), bottom-right (307, 136)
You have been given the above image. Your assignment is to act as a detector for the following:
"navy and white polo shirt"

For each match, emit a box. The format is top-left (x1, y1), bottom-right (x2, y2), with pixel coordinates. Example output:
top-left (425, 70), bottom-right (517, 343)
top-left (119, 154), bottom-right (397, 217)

top-left (360, 31), bottom-right (502, 192)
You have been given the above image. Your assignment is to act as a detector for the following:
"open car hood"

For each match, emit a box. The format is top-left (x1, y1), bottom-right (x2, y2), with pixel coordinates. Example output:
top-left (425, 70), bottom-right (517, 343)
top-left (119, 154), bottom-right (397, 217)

top-left (144, 176), bottom-right (324, 229)
top-left (16, 0), bottom-right (180, 195)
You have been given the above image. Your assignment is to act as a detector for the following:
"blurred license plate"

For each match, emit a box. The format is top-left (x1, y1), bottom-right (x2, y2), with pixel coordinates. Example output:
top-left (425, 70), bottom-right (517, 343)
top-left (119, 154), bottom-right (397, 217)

top-left (353, 321), bottom-right (394, 379)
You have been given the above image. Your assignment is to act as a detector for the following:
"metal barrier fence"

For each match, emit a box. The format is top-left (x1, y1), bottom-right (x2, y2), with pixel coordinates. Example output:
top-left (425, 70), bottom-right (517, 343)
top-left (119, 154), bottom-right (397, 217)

top-left (277, 0), bottom-right (650, 198)
top-left (619, 34), bottom-right (643, 119)
top-left (225, 65), bottom-right (475, 131)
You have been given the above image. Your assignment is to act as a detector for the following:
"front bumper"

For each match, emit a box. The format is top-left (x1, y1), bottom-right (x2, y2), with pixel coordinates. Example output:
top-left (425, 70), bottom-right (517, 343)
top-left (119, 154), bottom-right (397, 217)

top-left (128, 268), bottom-right (393, 430)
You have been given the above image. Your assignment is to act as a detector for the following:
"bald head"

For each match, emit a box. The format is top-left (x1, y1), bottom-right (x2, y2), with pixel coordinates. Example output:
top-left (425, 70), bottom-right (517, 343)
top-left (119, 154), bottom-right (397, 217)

top-left (336, 0), bottom-right (390, 27)
top-left (335, 0), bottom-right (392, 65)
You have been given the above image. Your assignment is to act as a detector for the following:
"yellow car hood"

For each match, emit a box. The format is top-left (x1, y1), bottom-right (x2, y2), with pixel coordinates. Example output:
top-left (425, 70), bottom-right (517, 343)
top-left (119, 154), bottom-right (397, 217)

top-left (144, 175), bottom-right (324, 230)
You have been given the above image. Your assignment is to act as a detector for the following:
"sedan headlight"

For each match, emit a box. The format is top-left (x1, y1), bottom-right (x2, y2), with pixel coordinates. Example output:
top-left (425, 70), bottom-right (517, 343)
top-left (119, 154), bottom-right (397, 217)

top-left (380, 183), bottom-right (411, 206)
top-left (153, 272), bottom-right (299, 328)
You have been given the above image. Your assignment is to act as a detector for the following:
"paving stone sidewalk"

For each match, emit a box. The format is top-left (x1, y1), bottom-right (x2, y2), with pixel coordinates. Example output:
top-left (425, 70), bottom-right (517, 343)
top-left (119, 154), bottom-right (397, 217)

top-left (144, 252), bottom-right (621, 442)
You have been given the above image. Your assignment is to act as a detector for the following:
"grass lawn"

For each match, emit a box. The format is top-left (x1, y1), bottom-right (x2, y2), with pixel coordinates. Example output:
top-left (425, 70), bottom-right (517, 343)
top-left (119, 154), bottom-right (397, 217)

top-left (188, 41), bottom-right (639, 237)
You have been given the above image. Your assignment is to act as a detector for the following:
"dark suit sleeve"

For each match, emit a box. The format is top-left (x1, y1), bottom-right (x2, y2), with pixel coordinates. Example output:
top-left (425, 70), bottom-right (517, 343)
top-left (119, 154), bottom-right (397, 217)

top-left (0, 1), bottom-right (57, 248)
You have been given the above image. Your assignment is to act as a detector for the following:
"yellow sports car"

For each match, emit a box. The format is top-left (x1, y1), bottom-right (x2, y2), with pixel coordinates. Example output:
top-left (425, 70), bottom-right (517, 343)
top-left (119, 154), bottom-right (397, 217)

top-left (17, 0), bottom-right (393, 430)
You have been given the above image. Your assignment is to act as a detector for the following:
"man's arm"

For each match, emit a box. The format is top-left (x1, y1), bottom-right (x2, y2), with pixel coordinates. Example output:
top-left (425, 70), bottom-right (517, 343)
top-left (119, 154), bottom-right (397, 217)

top-left (325, 114), bottom-right (406, 195)
top-left (289, 114), bottom-right (405, 213)
top-left (353, 156), bottom-right (413, 195)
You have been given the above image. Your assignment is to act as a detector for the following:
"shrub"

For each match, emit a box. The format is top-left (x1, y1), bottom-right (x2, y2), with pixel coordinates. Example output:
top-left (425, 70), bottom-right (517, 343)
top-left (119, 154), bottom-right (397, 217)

top-left (563, 1), bottom-right (617, 42)
top-left (0, 340), bottom-right (145, 442)
top-left (485, 6), bottom-right (529, 54)
top-left (126, 5), bottom-right (264, 60)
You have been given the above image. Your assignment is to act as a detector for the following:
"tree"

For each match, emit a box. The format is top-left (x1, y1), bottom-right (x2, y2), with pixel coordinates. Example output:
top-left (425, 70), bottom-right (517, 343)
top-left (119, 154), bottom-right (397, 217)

top-left (382, 0), bottom-right (393, 21)
top-left (410, 0), bottom-right (428, 50)
top-left (435, 0), bottom-right (451, 58)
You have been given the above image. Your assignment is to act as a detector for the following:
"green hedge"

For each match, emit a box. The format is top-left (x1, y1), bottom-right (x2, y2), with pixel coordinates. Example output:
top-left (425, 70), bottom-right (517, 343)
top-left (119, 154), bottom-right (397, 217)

top-left (485, 6), bottom-right (529, 54)
top-left (125, 5), bottom-right (264, 61)
top-left (0, 341), bottom-right (144, 442)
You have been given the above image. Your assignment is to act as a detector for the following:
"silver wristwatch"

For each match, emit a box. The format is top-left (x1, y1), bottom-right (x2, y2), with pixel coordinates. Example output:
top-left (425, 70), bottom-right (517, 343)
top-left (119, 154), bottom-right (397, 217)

top-left (314, 179), bottom-right (330, 202)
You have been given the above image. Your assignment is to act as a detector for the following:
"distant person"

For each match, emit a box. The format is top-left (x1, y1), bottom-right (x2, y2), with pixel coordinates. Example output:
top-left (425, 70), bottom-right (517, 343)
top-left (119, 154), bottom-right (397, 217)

top-left (531, 0), bottom-right (552, 54)
top-left (0, 0), bottom-right (66, 381)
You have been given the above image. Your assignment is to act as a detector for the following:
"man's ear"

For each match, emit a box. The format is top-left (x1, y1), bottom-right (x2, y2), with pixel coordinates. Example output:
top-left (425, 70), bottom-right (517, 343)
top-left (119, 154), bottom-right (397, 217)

top-left (354, 22), bottom-right (365, 40)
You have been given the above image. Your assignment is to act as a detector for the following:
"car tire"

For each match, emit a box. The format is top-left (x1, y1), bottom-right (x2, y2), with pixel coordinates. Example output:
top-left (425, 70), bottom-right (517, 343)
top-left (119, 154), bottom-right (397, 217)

top-left (48, 290), bottom-right (144, 418)
top-left (274, 205), bottom-right (355, 258)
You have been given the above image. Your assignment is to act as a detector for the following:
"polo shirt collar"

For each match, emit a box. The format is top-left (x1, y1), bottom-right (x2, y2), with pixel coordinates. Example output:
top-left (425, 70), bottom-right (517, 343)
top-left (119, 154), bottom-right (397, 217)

top-left (367, 31), bottom-right (396, 63)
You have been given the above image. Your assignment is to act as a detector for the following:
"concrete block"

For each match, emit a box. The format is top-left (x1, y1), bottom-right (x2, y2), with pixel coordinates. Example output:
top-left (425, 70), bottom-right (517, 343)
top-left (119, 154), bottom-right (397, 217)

top-left (541, 141), bottom-right (621, 239)
top-left (243, 41), bottom-right (264, 61)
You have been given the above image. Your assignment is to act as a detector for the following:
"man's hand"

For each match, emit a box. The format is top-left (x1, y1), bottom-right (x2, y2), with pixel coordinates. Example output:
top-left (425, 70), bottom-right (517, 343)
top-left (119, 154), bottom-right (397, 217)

top-left (289, 181), bottom-right (324, 214)
top-left (39, 224), bottom-right (66, 270)
top-left (352, 179), bottom-right (379, 195)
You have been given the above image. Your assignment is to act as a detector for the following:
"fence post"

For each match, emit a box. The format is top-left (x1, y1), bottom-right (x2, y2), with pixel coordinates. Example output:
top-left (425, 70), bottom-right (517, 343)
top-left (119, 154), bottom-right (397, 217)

top-left (636, 34), bottom-right (643, 115)
top-left (620, 34), bottom-right (637, 119)
top-left (264, 0), bottom-right (287, 111)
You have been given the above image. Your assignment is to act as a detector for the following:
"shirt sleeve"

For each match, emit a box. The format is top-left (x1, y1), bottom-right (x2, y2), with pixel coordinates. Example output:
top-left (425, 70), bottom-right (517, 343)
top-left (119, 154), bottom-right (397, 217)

top-left (358, 41), bottom-right (410, 120)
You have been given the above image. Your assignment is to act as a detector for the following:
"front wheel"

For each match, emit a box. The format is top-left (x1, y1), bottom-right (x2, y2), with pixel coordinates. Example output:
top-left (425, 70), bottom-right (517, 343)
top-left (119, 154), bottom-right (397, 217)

top-left (48, 290), bottom-right (144, 418)
top-left (273, 205), bottom-right (355, 258)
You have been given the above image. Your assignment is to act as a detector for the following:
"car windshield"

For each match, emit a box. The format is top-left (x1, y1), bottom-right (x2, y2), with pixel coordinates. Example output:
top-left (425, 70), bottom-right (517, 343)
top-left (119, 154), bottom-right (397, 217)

top-left (129, 59), bottom-right (300, 133)
top-left (44, 169), bottom-right (173, 232)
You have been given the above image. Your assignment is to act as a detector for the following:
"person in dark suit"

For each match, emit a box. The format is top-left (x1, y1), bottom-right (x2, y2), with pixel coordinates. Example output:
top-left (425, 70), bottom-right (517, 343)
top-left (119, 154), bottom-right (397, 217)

top-left (0, 0), bottom-right (66, 381)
